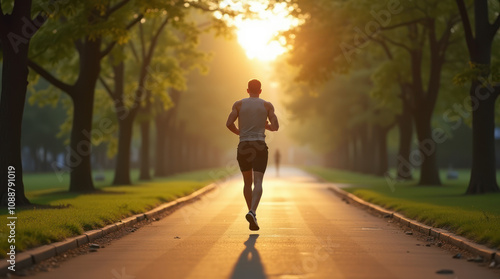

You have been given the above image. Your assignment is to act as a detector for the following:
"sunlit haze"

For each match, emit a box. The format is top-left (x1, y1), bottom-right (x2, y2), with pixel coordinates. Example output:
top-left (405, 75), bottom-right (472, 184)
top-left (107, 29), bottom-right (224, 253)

top-left (215, 1), bottom-right (301, 61)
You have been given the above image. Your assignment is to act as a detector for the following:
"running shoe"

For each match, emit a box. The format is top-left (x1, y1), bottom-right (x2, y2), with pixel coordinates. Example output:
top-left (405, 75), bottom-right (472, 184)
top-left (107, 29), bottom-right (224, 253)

top-left (246, 211), bottom-right (260, 231)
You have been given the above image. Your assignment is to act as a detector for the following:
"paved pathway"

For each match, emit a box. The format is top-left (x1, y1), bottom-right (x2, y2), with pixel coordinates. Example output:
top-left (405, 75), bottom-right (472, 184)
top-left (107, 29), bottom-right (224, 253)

top-left (29, 167), bottom-right (499, 278)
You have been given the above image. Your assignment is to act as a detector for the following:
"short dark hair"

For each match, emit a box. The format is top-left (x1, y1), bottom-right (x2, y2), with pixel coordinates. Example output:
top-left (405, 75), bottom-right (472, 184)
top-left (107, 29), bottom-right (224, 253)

top-left (248, 79), bottom-right (261, 93)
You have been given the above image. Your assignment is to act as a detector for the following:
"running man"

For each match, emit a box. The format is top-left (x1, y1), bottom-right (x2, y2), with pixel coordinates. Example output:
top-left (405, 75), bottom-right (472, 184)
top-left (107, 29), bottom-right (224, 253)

top-left (226, 79), bottom-right (279, 231)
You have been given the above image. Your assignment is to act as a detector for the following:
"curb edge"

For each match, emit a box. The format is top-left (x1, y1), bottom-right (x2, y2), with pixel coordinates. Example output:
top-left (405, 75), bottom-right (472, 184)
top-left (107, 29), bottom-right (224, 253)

top-left (327, 184), bottom-right (498, 263)
top-left (0, 182), bottom-right (217, 274)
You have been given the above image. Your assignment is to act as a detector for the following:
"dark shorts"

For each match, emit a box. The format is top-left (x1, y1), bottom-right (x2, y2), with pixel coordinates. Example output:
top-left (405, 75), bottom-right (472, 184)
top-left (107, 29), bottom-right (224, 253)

top-left (237, 141), bottom-right (268, 173)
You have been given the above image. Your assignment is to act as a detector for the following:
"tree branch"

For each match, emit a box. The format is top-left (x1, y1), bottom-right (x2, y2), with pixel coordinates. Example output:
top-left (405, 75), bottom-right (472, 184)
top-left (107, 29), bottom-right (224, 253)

top-left (189, 2), bottom-right (218, 13)
top-left (379, 35), bottom-right (411, 52)
top-left (380, 18), bottom-right (426, 31)
top-left (189, 2), bottom-right (238, 18)
top-left (101, 42), bottom-right (116, 59)
top-left (27, 59), bottom-right (74, 96)
top-left (100, 14), bottom-right (144, 58)
top-left (370, 38), bottom-right (393, 60)
top-left (145, 16), bottom-right (170, 62)
top-left (99, 76), bottom-right (114, 99)
top-left (139, 21), bottom-right (146, 61)
top-left (106, 0), bottom-right (130, 17)
top-left (33, 7), bottom-right (49, 24)
top-left (427, 18), bottom-right (438, 53)
top-left (437, 15), bottom-right (460, 58)
top-left (127, 14), bottom-right (143, 30)
top-left (129, 40), bottom-right (139, 62)
top-left (455, 0), bottom-right (474, 54)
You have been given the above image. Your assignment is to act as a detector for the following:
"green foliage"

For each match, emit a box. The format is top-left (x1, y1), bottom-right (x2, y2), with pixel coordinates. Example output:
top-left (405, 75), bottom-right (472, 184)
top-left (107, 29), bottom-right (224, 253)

top-left (285, 0), bottom-right (351, 84)
top-left (27, 0), bottom-right (219, 158)
top-left (280, 0), bottom-right (482, 161)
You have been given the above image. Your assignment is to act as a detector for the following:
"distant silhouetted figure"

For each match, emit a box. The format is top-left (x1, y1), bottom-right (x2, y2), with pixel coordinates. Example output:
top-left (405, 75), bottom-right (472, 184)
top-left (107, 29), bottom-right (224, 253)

top-left (226, 79), bottom-right (279, 231)
top-left (275, 149), bottom-right (281, 177)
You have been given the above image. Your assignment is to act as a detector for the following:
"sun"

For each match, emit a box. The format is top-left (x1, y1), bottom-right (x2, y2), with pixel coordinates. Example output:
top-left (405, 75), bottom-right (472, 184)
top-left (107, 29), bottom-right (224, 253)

top-left (235, 19), bottom-right (287, 61)
top-left (216, 1), bottom-right (301, 61)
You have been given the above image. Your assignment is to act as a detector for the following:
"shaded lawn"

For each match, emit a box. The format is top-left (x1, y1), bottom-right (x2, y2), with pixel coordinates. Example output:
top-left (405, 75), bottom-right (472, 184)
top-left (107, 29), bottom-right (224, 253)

top-left (0, 168), bottom-right (235, 256)
top-left (305, 166), bottom-right (500, 249)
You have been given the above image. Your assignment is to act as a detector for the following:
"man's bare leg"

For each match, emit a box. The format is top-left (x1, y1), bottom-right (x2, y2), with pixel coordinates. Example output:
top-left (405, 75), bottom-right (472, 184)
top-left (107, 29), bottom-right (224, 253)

top-left (242, 170), bottom-right (253, 211)
top-left (250, 171), bottom-right (264, 214)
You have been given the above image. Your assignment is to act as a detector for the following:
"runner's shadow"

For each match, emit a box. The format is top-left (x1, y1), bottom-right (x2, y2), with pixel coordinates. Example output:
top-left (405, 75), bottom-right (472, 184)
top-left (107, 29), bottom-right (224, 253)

top-left (230, 234), bottom-right (267, 279)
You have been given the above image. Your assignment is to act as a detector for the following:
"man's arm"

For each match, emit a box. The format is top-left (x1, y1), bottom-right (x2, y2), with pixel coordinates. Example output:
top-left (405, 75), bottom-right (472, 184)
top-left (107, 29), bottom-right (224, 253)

top-left (265, 102), bottom-right (279, 131)
top-left (226, 101), bottom-right (241, 135)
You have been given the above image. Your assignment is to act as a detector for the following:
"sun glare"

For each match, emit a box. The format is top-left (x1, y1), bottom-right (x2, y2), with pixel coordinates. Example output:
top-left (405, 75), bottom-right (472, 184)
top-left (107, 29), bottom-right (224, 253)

top-left (218, 1), bottom-right (300, 61)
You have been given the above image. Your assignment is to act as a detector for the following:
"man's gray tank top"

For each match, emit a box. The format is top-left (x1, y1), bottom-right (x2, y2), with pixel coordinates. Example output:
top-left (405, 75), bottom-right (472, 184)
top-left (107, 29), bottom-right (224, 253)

top-left (238, 97), bottom-right (267, 142)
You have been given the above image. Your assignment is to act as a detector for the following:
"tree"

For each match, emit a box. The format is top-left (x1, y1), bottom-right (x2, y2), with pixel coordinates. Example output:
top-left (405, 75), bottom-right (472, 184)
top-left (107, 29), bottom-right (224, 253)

top-left (28, 0), bottom-right (143, 192)
top-left (154, 88), bottom-right (182, 177)
top-left (287, 0), bottom-right (461, 185)
top-left (101, 12), bottom-right (173, 184)
top-left (283, 0), bottom-right (399, 175)
top-left (368, 39), bottom-right (414, 180)
top-left (100, 7), bottom-right (213, 184)
top-left (0, 0), bottom-right (47, 206)
top-left (455, 0), bottom-right (500, 194)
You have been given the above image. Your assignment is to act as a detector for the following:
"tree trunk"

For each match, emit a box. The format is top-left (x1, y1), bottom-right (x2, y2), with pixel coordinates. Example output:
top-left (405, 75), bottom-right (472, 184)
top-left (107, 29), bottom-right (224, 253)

top-left (350, 131), bottom-right (359, 172)
top-left (154, 112), bottom-right (168, 177)
top-left (0, 10), bottom-right (32, 205)
top-left (155, 89), bottom-right (182, 176)
top-left (139, 119), bottom-right (151, 180)
top-left (68, 88), bottom-right (96, 192)
top-left (358, 124), bottom-right (371, 174)
top-left (460, 0), bottom-right (500, 194)
top-left (340, 139), bottom-right (350, 170)
top-left (367, 124), bottom-right (378, 175)
top-left (113, 117), bottom-right (134, 185)
top-left (397, 95), bottom-right (413, 180)
top-left (173, 124), bottom-right (184, 174)
top-left (110, 59), bottom-right (136, 186)
top-left (375, 125), bottom-right (389, 176)
top-left (324, 152), bottom-right (334, 168)
top-left (408, 34), bottom-right (442, 186)
top-left (413, 111), bottom-right (441, 185)
top-left (67, 39), bottom-right (101, 193)
top-left (466, 81), bottom-right (499, 193)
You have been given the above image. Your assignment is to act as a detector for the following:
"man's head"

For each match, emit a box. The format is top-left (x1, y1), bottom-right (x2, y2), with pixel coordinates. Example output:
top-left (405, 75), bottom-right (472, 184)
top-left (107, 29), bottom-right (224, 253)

top-left (247, 79), bottom-right (262, 95)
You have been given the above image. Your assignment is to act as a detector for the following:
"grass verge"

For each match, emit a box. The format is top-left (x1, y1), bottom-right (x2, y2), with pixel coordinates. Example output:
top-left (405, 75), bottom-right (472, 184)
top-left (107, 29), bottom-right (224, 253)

top-left (0, 168), bottom-right (235, 256)
top-left (305, 166), bottom-right (500, 249)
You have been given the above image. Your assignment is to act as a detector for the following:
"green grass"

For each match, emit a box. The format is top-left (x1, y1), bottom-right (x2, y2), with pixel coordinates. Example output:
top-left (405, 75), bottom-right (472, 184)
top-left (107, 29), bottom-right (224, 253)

top-left (22, 169), bottom-right (140, 192)
top-left (305, 166), bottom-right (500, 249)
top-left (0, 168), bottom-right (235, 256)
